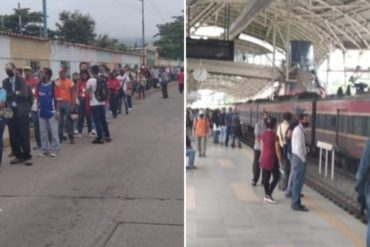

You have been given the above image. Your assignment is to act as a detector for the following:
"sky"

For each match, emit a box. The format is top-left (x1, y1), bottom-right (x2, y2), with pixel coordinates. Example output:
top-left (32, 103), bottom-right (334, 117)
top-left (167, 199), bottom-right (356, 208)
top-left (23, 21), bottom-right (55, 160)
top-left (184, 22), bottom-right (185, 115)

top-left (0, 0), bottom-right (183, 45)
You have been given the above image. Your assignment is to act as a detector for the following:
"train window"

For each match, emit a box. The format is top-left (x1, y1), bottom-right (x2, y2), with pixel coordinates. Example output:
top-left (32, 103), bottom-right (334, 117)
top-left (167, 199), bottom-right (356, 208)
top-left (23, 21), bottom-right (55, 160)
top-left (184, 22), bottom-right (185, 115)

top-left (318, 114), bottom-right (326, 129)
top-left (338, 115), bottom-right (347, 133)
top-left (353, 117), bottom-right (364, 136)
top-left (328, 115), bottom-right (336, 129)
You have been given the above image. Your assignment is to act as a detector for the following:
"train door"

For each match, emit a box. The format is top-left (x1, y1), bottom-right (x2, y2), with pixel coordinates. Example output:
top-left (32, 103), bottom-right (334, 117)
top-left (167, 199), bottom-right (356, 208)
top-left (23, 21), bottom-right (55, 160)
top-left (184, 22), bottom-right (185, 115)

top-left (336, 108), bottom-right (348, 169)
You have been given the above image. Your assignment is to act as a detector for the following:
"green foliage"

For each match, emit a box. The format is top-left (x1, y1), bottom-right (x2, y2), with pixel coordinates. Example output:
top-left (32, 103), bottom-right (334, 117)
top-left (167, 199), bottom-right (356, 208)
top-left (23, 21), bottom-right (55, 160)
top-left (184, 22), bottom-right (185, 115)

top-left (94, 34), bottom-right (128, 51)
top-left (1, 8), bottom-right (46, 37)
top-left (56, 10), bottom-right (96, 44)
top-left (154, 15), bottom-right (184, 61)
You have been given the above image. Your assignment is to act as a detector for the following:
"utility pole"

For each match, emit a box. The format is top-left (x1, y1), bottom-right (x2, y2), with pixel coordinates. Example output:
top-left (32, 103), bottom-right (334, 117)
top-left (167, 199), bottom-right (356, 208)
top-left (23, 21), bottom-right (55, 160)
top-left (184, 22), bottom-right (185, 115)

top-left (139, 0), bottom-right (145, 65)
top-left (14, 3), bottom-right (29, 33)
top-left (42, 0), bottom-right (48, 38)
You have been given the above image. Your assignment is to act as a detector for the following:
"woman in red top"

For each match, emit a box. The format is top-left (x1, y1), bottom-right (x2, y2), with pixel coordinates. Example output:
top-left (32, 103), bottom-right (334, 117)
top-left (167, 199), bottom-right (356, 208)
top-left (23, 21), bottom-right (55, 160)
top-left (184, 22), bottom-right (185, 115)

top-left (107, 73), bottom-right (120, 118)
top-left (177, 67), bottom-right (184, 94)
top-left (260, 117), bottom-right (282, 204)
top-left (76, 70), bottom-right (94, 136)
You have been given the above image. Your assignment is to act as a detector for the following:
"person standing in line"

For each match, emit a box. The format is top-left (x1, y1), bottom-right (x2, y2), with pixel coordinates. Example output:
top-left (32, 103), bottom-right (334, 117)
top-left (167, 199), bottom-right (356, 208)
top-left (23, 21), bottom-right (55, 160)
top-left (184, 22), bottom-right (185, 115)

top-left (116, 69), bottom-right (129, 115)
top-left (186, 135), bottom-right (196, 169)
top-left (193, 110), bottom-right (209, 158)
top-left (124, 74), bottom-right (134, 111)
top-left (55, 68), bottom-right (76, 144)
top-left (36, 68), bottom-right (60, 157)
top-left (252, 111), bottom-right (268, 186)
top-left (291, 113), bottom-right (310, 212)
top-left (87, 65), bottom-right (111, 144)
top-left (177, 67), bottom-right (184, 94)
top-left (276, 112), bottom-right (292, 190)
top-left (160, 67), bottom-right (169, 98)
top-left (219, 108), bottom-right (226, 145)
top-left (138, 72), bottom-right (146, 99)
top-left (24, 66), bottom-right (41, 150)
top-left (231, 109), bottom-right (242, 149)
top-left (76, 70), bottom-right (94, 137)
top-left (107, 72), bottom-right (120, 119)
top-left (224, 107), bottom-right (233, 147)
top-left (260, 117), bottom-right (281, 203)
top-left (0, 87), bottom-right (8, 169)
top-left (151, 66), bottom-right (159, 88)
top-left (3, 63), bottom-right (33, 166)
top-left (355, 140), bottom-right (370, 246)
top-left (284, 109), bottom-right (303, 197)
top-left (211, 109), bottom-right (220, 144)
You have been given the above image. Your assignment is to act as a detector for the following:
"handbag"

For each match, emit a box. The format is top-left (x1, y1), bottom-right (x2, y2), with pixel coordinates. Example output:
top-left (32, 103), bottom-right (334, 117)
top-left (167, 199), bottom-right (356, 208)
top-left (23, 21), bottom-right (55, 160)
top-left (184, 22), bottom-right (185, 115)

top-left (0, 106), bottom-right (14, 119)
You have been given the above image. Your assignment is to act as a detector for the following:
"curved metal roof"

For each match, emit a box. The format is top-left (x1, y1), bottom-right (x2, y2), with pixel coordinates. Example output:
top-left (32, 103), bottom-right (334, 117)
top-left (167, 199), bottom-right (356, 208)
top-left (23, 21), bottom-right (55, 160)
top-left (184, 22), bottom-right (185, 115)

top-left (187, 0), bottom-right (370, 97)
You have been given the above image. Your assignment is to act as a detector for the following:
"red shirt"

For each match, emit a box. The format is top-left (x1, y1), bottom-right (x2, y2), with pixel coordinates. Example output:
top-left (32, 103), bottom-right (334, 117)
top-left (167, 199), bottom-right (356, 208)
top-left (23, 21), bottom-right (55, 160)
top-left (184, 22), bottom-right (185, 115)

top-left (107, 79), bottom-right (120, 92)
top-left (77, 79), bottom-right (88, 98)
top-left (177, 72), bottom-right (184, 85)
top-left (260, 130), bottom-right (278, 171)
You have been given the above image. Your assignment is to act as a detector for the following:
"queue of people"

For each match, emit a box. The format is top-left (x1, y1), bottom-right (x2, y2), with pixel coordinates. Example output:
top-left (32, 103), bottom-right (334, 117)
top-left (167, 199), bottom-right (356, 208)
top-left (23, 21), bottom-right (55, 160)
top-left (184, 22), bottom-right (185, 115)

top-left (0, 62), bottom-right (182, 168)
top-left (186, 106), bottom-right (311, 212)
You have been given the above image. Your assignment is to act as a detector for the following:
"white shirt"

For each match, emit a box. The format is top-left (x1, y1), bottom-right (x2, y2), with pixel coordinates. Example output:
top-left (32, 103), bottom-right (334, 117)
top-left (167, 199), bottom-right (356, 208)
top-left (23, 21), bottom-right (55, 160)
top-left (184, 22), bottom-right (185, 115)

top-left (291, 124), bottom-right (307, 162)
top-left (277, 120), bottom-right (289, 148)
top-left (86, 78), bottom-right (104, 106)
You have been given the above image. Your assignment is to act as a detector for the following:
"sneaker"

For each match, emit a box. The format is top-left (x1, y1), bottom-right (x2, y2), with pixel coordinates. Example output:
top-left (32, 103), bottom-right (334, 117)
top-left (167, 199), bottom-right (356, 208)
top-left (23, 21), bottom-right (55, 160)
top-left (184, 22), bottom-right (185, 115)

top-left (88, 132), bottom-right (96, 137)
top-left (251, 181), bottom-right (257, 186)
top-left (24, 159), bottom-right (33, 166)
top-left (91, 130), bottom-right (96, 135)
top-left (265, 195), bottom-right (276, 204)
top-left (292, 205), bottom-right (309, 212)
top-left (38, 153), bottom-right (49, 157)
top-left (105, 137), bottom-right (112, 143)
top-left (61, 136), bottom-right (68, 141)
top-left (50, 152), bottom-right (57, 158)
top-left (92, 138), bottom-right (104, 144)
top-left (10, 158), bottom-right (24, 165)
top-left (73, 129), bottom-right (79, 134)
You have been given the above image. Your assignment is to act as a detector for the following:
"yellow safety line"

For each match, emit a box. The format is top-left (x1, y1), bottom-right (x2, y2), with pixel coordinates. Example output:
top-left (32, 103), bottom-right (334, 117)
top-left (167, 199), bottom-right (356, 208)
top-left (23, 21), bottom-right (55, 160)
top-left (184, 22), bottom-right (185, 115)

top-left (231, 182), bottom-right (259, 202)
top-left (305, 196), bottom-right (365, 247)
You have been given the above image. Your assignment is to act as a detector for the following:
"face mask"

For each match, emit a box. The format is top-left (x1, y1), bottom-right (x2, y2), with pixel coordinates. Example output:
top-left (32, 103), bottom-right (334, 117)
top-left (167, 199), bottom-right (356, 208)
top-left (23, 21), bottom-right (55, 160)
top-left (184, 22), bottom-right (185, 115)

top-left (302, 122), bottom-right (310, 128)
top-left (6, 70), bottom-right (14, 77)
top-left (200, 115), bottom-right (204, 118)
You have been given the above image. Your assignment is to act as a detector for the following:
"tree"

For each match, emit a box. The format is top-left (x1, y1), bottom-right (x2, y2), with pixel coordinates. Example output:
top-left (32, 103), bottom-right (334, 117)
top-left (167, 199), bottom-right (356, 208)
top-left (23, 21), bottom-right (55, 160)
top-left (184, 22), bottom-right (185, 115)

top-left (154, 15), bottom-right (184, 61)
top-left (1, 8), bottom-right (46, 36)
top-left (56, 11), bottom-right (96, 44)
top-left (94, 34), bottom-right (128, 51)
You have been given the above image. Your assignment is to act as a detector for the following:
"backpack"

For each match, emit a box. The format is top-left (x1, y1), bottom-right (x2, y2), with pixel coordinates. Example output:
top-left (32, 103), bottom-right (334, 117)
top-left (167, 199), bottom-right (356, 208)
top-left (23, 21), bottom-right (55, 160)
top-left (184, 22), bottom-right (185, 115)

top-left (94, 75), bottom-right (109, 102)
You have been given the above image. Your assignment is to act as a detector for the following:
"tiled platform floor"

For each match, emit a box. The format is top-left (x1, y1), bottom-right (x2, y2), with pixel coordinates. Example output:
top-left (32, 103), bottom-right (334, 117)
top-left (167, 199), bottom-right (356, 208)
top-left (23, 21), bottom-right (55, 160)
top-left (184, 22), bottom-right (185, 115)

top-left (186, 142), bottom-right (366, 247)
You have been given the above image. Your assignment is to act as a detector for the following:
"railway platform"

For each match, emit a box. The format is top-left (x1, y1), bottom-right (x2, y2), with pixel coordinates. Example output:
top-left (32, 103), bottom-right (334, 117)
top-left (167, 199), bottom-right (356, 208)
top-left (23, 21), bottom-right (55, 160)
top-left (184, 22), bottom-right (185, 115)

top-left (186, 141), bottom-right (366, 247)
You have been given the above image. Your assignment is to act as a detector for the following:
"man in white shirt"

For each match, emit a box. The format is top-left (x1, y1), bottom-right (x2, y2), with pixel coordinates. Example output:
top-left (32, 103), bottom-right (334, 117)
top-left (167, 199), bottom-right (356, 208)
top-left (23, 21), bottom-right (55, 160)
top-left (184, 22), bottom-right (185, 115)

top-left (86, 65), bottom-right (111, 144)
top-left (290, 113), bottom-right (310, 211)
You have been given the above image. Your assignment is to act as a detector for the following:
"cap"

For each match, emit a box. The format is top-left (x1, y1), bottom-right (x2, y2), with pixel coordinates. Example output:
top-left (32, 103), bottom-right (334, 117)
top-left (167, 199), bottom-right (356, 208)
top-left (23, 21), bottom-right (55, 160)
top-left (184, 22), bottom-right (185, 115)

top-left (24, 66), bottom-right (32, 71)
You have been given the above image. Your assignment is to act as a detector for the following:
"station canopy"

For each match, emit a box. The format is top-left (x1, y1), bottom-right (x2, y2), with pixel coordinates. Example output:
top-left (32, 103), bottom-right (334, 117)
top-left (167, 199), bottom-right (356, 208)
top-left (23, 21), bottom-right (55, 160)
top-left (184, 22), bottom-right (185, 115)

top-left (187, 0), bottom-right (370, 99)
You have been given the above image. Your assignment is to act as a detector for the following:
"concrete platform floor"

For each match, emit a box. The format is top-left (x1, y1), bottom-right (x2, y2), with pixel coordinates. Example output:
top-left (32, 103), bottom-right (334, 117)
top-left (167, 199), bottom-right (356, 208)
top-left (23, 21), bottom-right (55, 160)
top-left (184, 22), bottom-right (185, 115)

top-left (0, 85), bottom-right (183, 247)
top-left (186, 142), bottom-right (366, 247)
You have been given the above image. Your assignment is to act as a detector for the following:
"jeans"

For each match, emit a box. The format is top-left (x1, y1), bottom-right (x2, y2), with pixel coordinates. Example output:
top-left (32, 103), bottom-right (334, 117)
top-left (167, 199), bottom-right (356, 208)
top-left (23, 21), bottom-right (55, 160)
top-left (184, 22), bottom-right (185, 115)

top-left (126, 95), bottom-right (132, 109)
top-left (196, 136), bottom-right (207, 156)
top-left (213, 130), bottom-right (220, 143)
top-left (291, 154), bottom-right (307, 208)
top-left (161, 82), bottom-right (168, 98)
top-left (225, 126), bottom-right (231, 146)
top-left (262, 166), bottom-right (280, 196)
top-left (252, 149), bottom-right (261, 183)
top-left (58, 101), bottom-right (74, 140)
top-left (0, 118), bottom-right (6, 165)
top-left (285, 153), bottom-right (295, 196)
top-left (32, 111), bottom-right (41, 148)
top-left (77, 98), bottom-right (92, 134)
top-left (8, 115), bottom-right (31, 160)
top-left (220, 126), bottom-right (226, 144)
top-left (109, 92), bottom-right (118, 118)
top-left (232, 134), bottom-right (242, 148)
top-left (91, 105), bottom-right (110, 140)
top-left (39, 116), bottom-right (60, 153)
top-left (186, 148), bottom-right (196, 167)
top-left (179, 84), bottom-right (184, 94)
top-left (139, 85), bottom-right (145, 98)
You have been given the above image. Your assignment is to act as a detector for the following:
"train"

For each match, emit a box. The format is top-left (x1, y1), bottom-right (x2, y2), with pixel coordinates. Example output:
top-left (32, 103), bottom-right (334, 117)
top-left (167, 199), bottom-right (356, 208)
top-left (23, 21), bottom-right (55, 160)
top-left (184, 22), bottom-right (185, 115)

top-left (235, 93), bottom-right (370, 174)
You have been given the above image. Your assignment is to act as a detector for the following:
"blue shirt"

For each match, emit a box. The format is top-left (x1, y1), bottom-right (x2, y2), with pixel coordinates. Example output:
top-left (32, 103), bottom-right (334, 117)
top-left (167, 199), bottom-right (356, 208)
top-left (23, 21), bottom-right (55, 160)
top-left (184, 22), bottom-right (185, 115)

top-left (38, 82), bottom-right (55, 119)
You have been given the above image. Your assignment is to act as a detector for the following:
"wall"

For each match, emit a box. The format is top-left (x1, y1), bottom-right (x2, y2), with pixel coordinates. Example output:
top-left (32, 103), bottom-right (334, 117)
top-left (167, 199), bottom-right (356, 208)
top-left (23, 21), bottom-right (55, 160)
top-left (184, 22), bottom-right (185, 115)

top-left (10, 37), bottom-right (50, 69)
top-left (0, 36), bottom-right (11, 81)
top-left (122, 54), bottom-right (140, 66)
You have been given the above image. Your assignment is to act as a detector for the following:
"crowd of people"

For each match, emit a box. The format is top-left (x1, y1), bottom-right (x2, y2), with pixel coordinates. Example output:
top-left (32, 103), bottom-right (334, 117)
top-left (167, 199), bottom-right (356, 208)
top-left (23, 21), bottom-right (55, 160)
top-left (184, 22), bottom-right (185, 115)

top-left (0, 62), bottom-right (183, 168)
top-left (186, 106), bottom-right (311, 212)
